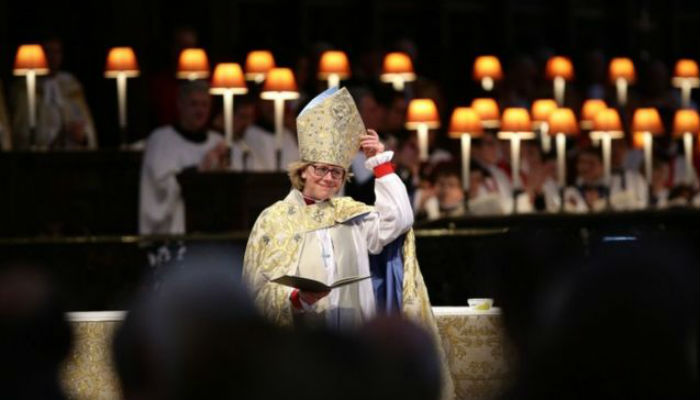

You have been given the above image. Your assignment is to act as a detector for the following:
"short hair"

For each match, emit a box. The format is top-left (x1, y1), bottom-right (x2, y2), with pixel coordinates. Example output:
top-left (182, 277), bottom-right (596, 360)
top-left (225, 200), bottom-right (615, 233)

top-left (287, 161), bottom-right (311, 191)
top-left (178, 80), bottom-right (210, 103)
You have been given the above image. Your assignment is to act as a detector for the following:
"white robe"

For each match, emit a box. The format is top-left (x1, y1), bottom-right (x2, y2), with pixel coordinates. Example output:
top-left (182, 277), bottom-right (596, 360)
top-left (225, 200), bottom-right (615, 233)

top-left (292, 151), bottom-right (414, 330)
top-left (139, 125), bottom-right (223, 234)
top-left (231, 124), bottom-right (298, 171)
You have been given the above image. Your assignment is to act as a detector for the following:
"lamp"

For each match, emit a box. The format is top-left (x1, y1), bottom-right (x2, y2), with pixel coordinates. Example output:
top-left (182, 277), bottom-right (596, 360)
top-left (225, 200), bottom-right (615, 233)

top-left (631, 108), bottom-right (664, 185)
top-left (176, 48), bottom-right (210, 80)
top-left (498, 108), bottom-right (535, 212)
top-left (406, 99), bottom-right (440, 161)
top-left (473, 55), bottom-right (503, 92)
top-left (210, 63), bottom-right (248, 145)
top-left (448, 107), bottom-right (483, 202)
top-left (13, 44), bottom-right (49, 147)
top-left (105, 47), bottom-right (139, 146)
top-left (548, 108), bottom-right (578, 200)
top-left (590, 108), bottom-right (624, 193)
top-left (471, 98), bottom-right (500, 129)
top-left (580, 99), bottom-right (607, 130)
top-left (260, 67), bottom-right (300, 169)
top-left (318, 50), bottom-right (350, 89)
top-left (531, 99), bottom-right (557, 152)
top-left (545, 56), bottom-right (574, 106)
top-left (672, 59), bottom-right (699, 108)
top-left (673, 109), bottom-right (700, 185)
top-left (245, 50), bottom-right (275, 83)
top-left (380, 52), bottom-right (416, 91)
top-left (609, 57), bottom-right (635, 106)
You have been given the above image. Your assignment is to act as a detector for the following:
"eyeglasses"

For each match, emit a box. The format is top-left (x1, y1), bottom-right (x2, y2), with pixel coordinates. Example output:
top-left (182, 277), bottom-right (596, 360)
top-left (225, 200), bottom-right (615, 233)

top-left (309, 164), bottom-right (345, 180)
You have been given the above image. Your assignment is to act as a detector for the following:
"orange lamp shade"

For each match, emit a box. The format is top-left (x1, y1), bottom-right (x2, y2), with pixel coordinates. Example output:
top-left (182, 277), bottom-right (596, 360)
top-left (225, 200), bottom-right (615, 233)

top-left (545, 56), bottom-right (574, 80)
top-left (318, 51), bottom-right (350, 79)
top-left (210, 63), bottom-right (248, 94)
top-left (245, 50), bottom-right (275, 80)
top-left (382, 52), bottom-right (414, 75)
top-left (672, 109), bottom-right (700, 137)
top-left (581, 99), bottom-right (607, 122)
top-left (471, 98), bottom-right (500, 122)
top-left (262, 67), bottom-right (298, 93)
top-left (448, 107), bottom-right (483, 139)
top-left (548, 108), bottom-right (579, 136)
top-left (177, 48), bottom-right (210, 79)
top-left (609, 57), bottom-right (635, 83)
top-left (473, 56), bottom-right (503, 81)
top-left (405, 99), bottom-right (440, 129)
top-left (593, 108), bottom-right (623, 132)
top-left (531, 99), bottom-right (558, 122)
top-left (674, 59), bottom-right (699, 79)
top-left (105, 47), bottom-right (139, 77)
top-left (501, 108), bottom-right (532, 132)
top-left (13, 44), bottom-right (49, 75)
top-left (632, 108), bottom-right (664, 136)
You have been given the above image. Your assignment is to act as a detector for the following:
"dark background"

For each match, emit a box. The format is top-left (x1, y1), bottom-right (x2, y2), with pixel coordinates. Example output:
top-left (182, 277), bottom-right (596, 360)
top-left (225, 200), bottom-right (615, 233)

top-left (2, 0), bottom-right (699, 146)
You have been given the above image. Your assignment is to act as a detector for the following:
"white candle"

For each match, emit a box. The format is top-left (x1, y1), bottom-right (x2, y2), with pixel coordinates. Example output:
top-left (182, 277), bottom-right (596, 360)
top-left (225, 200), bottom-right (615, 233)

top-left (273, 96), bottom-right (284, 152)
top-left (681, 80), bottom-right (692, 108)
top-left (116, 73), bottom-right (128, 130)
top-left (615, 77), bottom-right (628, 106)
top-left (556, 133), bottom-right (566, 188)
top-left (684, 132), bottom-right (695, 185)
top-left (540, 122), bottom-right (551, 153)
top-left (417, 124), bottom-right (429, 162)
top-left (461, 134), bottom-right (471, 192)
top-left (327, 73), bottom-right (340, 89)
top-left (26, 70), bottom-right (37, 129)
top-left (481, 77), bottom-right (494, 91)
top-left (553, 76), bottom-right (565, 106)
top-left (510, 135), bottom-right (521, 189)
top-left (643, 132), bottom-right (653, 184)
top-left (223, 91), bottom-right (234, 144)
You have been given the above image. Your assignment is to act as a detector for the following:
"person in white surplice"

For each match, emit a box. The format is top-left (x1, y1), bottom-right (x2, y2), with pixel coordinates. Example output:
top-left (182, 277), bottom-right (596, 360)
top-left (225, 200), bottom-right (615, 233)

top-left (139, 81), bottom-right (228, 235)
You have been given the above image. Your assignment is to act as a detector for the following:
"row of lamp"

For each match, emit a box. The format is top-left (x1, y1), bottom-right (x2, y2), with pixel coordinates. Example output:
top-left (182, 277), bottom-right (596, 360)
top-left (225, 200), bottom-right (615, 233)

top-left (404, 94), bottom-right (700, 212)
top-left (473, 55), bottom-right (700, 108)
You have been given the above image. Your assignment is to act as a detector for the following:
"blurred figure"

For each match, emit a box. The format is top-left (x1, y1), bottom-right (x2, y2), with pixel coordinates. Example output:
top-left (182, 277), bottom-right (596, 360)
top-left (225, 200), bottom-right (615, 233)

top-left (346, 86), bottom-right (387, 203)
top-left (416, 162), bottom-right (465, 221)
top-left (253, 96), bottom-right (299, 169)
top-left (503, 240), bottom-right (699, 399)
top-left (360, 316), bottom-right (443, 400)
top-left (650, 153), bottom-right (671, 208)
top-left (500, 55), bottom-right (537, 108)
top-left (10, 36), bottom-right (97, 149)
top-left (611, 139), bottom-right (649, 209)
top-left (0, 79), bottom-right (11, 150)
top-left (471, 133), bottom-right (515, 214)
top-left (213, 94), bottom-right (276, 171)
top-left (147, 26), bottom-right (199, 126)
top-left (569, 146), bottom-right (647, 211)
top-left (113, 265), bottom-right (277, 400)
top-left (139, 81), bottom-right (226, 236)
top-left (0, 263), bottom-right (72, 400)
top-left (521, 142), bottom-right (560, 212)
top-left (380, 90), bottom-right (408, 148)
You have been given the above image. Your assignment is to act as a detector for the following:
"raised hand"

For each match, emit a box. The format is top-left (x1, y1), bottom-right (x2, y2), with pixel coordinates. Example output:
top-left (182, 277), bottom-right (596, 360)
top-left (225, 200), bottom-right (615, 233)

top-left (360, 129), bottom-right (385, 159)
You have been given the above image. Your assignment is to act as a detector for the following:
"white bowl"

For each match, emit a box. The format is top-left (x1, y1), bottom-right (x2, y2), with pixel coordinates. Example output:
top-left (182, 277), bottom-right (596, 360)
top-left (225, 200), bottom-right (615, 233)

top-left (467, 298), bottom-right (494, 310)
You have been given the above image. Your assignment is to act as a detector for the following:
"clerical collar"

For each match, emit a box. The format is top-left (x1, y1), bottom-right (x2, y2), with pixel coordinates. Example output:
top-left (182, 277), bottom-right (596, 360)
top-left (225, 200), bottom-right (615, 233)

top-left (301, 194), bottom-right (329, 206)
top-left (173, 124), bottom-right (208, 144)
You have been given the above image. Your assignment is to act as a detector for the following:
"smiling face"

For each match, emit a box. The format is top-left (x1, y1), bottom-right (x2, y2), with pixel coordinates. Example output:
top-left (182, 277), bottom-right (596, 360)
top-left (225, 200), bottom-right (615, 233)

top-left (301, 163), bottom-right (345, 201)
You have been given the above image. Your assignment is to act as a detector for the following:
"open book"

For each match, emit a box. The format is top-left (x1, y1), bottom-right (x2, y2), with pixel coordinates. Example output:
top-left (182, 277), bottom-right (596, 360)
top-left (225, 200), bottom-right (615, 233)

top-left (270, 275), bottom-right (371, 293)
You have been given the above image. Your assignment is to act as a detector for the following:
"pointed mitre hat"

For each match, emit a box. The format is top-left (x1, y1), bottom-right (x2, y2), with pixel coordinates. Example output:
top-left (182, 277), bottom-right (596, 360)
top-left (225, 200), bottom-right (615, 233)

top-left (296, 86), bottom-right (366, 169)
